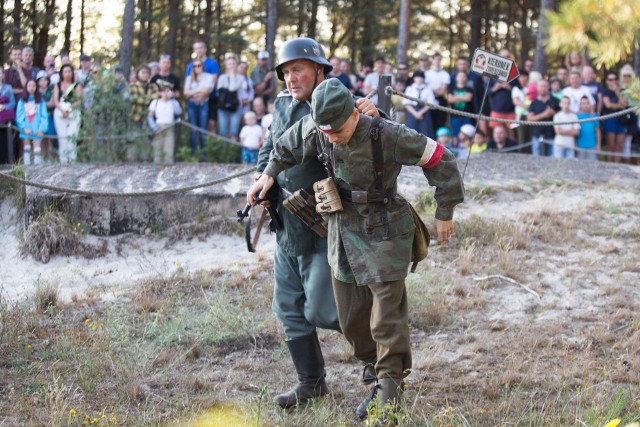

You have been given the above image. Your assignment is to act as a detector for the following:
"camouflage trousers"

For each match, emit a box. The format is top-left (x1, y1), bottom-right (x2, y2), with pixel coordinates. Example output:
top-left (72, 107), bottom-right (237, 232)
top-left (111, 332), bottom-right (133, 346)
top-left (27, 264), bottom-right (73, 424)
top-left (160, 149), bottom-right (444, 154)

top-left (331, 276), bottom-right (412, 380)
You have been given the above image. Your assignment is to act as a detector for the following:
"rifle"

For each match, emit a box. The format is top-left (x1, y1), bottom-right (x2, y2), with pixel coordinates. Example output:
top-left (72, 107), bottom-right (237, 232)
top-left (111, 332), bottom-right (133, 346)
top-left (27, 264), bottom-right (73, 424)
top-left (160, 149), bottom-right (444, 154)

top-left (236, 185), bottom-right (283, 252)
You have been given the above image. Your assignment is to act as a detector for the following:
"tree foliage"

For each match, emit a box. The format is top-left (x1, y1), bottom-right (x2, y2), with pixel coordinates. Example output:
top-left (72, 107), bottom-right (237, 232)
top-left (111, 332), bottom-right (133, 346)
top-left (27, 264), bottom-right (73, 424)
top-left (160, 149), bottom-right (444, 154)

top-left (546, 0), bottom-right (640, 68)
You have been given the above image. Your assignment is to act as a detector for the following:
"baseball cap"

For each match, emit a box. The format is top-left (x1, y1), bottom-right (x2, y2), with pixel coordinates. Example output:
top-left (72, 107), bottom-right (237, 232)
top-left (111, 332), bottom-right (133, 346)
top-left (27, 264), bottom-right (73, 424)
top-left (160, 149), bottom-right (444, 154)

top-left (413, 70), bottom-right (425, 79)
top-left (460, 124), bottom-right (476, 138)
top-left (419, 53), bottom-right (429, 61)
top-left (311, 78), bottom-right (355, 134)
top-left (35, 70), bottom-right (49, 81)
top-left (257, 51), bottom-right (269, 60)
top-left (436, 127), bottom-right (451, 137)
top-left (80, 54), bottom-right (91, 61)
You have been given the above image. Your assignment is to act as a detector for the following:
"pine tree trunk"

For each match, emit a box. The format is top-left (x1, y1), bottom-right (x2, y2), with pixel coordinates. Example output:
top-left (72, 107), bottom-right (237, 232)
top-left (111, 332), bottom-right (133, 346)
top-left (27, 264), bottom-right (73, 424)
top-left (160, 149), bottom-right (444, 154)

top-left (13, 0), bottom-right (23, 46)
top-left (397, 0), bottom-right (410, 64)
top-left (63, 0), bottom-right (72, 53)
top-left (35, 0), bottom-right (56, 66)
top-left (120, 0), bottom-right (135, 79)
top-left (308, 0), bottom-right (318, 40)
top-left (519, 0), bottom-right (530, 63)
top-left (203, 0), bottom-right (213, 52)
top-left (533, 0), bottom-right (554, 75)
top-left (137, 0), bottom-right (149, 61)
top-left (470, 0), bottom-right (482, 53)
top-left (216, 0), bottom-right (222, 62)
top-left (0, 0), bottom-right (5, 60)
top-left (165, 0), bottom-right (181, 59)
top-left (30, 0), bottom-right (38, 48)
top-left (297, 0), bottom-right (304, 37)
top-left (266, 0), bottom-right (277, 69)
top-left (80, 0), bottom-right (86, 54)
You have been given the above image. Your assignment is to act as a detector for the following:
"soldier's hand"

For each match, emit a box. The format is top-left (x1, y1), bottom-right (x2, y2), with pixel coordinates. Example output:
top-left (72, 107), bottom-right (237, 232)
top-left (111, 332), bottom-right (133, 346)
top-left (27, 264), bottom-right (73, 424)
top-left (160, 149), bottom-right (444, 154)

top-left (356, 98), bottom-right (380, 117)
top-left (435, 219), bottom-right (454, 243)
top-left (247, 174), bottom-right (274, 205)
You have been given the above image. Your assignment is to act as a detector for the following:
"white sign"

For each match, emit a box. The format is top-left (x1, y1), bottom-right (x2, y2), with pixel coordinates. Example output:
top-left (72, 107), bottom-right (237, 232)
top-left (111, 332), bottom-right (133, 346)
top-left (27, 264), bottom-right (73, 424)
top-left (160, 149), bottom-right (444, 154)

top-left (470, 48), bottom-right (520, 82)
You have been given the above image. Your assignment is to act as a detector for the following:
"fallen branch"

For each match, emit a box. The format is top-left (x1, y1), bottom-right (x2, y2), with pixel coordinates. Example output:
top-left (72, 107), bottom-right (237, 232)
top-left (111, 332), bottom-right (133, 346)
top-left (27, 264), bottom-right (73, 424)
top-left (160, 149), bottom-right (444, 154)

top-left (474, 274), bottom-right (541, 300)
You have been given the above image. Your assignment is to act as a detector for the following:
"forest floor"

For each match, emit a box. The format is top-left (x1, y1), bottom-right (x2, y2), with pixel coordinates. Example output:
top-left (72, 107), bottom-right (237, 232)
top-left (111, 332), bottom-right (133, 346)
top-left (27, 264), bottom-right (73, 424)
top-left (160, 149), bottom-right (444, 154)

top-left (0, 153), bottom-right (639, 426)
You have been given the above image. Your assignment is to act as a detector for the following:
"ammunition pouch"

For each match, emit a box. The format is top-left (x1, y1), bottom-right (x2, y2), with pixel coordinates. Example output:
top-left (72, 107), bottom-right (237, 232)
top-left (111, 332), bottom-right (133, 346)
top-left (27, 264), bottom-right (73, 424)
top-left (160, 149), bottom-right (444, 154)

top-left (313, 177), bottom-right (343, 214)
top-left (283, 189), bottom-right (329, 238)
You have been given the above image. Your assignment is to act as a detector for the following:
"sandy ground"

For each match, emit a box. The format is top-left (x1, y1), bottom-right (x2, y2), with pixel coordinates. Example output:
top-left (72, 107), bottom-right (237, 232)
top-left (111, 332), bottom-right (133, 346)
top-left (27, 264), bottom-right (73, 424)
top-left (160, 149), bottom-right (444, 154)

top-left (1, 153), bottom-right (638, 308)
top-left (0, 197), bottom-right (276, 303)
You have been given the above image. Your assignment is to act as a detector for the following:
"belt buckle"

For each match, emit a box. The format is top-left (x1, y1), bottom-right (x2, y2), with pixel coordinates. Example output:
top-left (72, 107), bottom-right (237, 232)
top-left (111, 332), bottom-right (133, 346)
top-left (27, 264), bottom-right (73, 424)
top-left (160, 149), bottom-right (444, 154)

top-left (351, 191), bottom-right (367, 203)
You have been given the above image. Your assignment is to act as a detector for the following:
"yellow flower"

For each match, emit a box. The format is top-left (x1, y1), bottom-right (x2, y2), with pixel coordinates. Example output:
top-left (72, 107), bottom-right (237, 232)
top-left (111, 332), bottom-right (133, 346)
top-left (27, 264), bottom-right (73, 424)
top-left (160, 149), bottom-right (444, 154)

top-left (91, 325), bottom-right (97, 331)
top-left (27, 344), bottom-right (32, 349)
top-left (69, 409), bottom-right (77, 416)
top-left (91, 417), bottom-right (98, 424)
top-left (604, 420), bottom-right (621, 427)
top-left (85, 319), bottom-right (91, 323)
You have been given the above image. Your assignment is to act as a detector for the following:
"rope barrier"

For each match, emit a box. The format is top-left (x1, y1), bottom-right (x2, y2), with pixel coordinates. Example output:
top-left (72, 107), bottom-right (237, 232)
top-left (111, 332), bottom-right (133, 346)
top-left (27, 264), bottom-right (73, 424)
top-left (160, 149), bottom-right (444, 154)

top-left (386, 87), bottom-right (640, 126)
top-left (458, 137), bottom-right (640, 157)
top-left (0, 167), bottom-right (254, 197)
top-left (1, 118), bottom-right (245, 146)
top-left (178, 119), bottom-right (243, 146)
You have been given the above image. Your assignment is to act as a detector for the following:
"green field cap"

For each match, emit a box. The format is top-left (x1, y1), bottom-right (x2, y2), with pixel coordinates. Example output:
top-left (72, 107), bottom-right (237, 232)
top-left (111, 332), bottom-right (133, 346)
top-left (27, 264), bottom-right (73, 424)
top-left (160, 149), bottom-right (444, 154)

top-left (311, 78), bottom-right (355, 133)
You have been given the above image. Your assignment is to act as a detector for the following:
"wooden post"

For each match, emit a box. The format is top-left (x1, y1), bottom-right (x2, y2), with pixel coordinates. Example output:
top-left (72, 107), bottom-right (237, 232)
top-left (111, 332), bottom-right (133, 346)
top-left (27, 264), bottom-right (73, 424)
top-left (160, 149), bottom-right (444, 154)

top-left (377, 75), bottom-right (391, 117)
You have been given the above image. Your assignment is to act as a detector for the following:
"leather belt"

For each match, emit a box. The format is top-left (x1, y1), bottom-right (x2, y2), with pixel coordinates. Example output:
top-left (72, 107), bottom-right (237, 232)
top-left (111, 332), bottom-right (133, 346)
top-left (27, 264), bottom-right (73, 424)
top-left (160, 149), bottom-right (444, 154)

top-left (338, 189), bottom-right (395, 204)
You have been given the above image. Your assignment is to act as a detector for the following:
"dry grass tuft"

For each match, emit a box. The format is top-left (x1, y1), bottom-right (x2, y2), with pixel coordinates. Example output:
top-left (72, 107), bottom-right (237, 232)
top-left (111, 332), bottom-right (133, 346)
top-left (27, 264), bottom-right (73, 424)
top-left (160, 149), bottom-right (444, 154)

top-left (34, 283), bottom-right (59, 313)
top-left (21, 209), bottom-right (109, 263)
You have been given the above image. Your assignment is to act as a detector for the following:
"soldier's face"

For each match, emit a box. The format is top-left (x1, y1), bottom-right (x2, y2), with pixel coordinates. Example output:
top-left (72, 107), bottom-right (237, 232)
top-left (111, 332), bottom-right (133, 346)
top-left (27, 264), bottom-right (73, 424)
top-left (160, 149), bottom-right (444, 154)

top-left (323, 109), bottom-right (358, 145)
top-left (282, 59), bottom-right (320, 101)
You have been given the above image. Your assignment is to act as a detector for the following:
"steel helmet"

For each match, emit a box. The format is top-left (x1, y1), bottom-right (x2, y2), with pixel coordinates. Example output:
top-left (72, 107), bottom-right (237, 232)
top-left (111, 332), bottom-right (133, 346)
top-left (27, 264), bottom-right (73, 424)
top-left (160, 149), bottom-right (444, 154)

top-left (275, 37), bottom-right (333, 81)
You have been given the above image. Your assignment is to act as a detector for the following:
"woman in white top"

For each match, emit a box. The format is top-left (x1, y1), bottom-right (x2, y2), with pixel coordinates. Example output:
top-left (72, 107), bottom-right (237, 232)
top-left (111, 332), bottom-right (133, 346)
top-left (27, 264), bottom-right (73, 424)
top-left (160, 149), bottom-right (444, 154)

top-left (53, 64), bottom-right (83, 163)
top-left (184, 59), bottom-right (214, 153)
top-left (216, 56), bottom-right (249, 141)
top-left (403, 70), bottom-right (437, 139)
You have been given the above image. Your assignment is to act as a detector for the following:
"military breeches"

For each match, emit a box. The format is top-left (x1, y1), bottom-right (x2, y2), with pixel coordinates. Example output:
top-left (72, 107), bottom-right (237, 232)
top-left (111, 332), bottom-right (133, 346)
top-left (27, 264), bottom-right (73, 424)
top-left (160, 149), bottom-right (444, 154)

top-left (272, 243), bottom-right (341, 339)
top-left (332, 276), bottom-right (412, 380)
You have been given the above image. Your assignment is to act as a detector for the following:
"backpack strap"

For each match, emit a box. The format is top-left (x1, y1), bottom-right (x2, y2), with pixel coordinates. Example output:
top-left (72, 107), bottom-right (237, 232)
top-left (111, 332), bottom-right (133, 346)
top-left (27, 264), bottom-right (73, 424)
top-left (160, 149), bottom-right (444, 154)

top-left (369, 116), bottom-right (385, 192)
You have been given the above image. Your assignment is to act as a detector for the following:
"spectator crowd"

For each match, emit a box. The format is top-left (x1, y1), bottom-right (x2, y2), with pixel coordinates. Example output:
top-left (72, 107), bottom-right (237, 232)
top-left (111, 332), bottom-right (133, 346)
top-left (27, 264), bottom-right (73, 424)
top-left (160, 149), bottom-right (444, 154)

top-left (1, 44), bottom-right (638, 166)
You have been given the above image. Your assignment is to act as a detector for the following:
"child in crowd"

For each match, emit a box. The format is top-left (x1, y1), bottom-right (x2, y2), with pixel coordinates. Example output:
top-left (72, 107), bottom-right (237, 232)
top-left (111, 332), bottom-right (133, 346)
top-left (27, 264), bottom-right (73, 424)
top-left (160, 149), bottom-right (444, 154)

top-left (239, 111), bottom-right (263, 164)
top-left (36, 71), bottom-right (56, 163)
top-left (436, 127), bottom-right (457, 157)
top-left (148, 83), bottom-right (182, 163)
top-left (16, 80), bottom-right (48, 165)
top-left (553, 96), bottom-right (580, 159)
top-left (261, 99), bottom-right (274, 142)
top-left (471, 129), bottom-right (488, 153)
top-left (447, 72), bottom-right (474, 142)
top-left (576, 96), bottom-right (601, 161)
top-left (549, 77), bottom-right (563, 100)
top-left (457, 123), bottom-right (476, 159)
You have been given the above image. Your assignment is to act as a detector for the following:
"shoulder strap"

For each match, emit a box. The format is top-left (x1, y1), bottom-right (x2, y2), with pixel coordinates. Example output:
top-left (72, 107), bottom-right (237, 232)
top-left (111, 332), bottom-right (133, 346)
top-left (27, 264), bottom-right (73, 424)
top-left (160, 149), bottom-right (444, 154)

top-left (369, 116), bottom-right (385, 191)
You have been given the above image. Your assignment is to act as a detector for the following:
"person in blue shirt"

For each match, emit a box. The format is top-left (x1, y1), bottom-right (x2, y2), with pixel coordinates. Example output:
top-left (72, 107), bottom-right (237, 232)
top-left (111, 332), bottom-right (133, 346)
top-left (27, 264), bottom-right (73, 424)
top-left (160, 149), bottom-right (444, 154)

top-left (16, 79), bottom-right (48, 165)
top-left (576, 96), bottom-right (601, 161)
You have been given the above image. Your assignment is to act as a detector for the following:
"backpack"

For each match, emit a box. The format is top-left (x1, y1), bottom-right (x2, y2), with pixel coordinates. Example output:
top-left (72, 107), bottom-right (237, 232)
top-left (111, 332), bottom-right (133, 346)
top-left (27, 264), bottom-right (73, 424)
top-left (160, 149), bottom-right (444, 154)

top-left (218, 75), bottom-right (239, 112)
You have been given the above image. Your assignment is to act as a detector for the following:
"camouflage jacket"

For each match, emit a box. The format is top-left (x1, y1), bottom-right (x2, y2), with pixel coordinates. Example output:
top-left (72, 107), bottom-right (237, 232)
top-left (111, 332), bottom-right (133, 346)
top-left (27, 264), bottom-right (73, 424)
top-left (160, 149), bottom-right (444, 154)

top-left (263, 114), bottom-right (465, 285)
top-left (256, 90), bottom-right (329, 256)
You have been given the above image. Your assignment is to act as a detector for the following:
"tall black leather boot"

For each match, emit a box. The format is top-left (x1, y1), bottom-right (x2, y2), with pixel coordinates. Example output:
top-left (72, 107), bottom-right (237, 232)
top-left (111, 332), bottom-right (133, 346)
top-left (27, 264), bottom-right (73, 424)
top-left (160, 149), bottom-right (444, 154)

top-left (275, 332), bottom-right (329, 409)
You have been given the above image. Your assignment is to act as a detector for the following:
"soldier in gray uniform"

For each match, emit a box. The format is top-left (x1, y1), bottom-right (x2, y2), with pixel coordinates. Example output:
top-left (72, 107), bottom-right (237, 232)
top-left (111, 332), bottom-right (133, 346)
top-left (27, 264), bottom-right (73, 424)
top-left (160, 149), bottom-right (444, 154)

top-left (255, 37), bottom-right (381, 409)
top-left (249, 78), bottom-right (464, 419)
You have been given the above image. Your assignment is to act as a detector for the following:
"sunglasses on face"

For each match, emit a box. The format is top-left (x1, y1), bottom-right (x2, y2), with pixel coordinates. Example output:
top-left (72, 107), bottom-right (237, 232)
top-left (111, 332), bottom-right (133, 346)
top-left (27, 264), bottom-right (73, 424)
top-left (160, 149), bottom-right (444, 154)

top-left (607, 77), bottom-right (617, 81)
top-left (194, 64), bottom-right (203, 68)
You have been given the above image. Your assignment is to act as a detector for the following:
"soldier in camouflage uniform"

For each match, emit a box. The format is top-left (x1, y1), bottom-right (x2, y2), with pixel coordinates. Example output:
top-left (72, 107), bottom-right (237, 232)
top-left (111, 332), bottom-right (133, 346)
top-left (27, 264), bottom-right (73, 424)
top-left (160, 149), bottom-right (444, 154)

top-left (255, 37), bottom-right (381, 409)
top-left (249, 78), bottom-right (464, 418)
